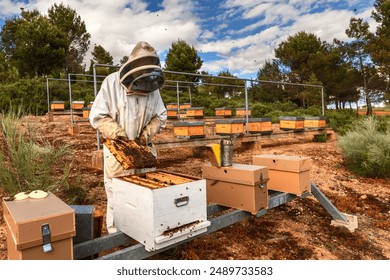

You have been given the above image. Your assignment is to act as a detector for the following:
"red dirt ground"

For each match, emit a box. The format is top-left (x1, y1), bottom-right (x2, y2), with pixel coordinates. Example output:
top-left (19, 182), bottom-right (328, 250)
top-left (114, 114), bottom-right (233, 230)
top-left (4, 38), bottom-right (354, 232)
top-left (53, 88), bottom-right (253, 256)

top-left (0, 114), bottom-right (389, 260)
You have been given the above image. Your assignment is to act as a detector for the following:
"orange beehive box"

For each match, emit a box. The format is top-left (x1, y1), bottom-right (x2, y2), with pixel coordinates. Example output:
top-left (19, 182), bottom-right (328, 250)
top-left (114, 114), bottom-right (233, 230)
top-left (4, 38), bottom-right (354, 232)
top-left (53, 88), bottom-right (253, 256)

top-left (173, 121), bottom-right (205, 138)
top-left (166, 103), bottom-right (178, 109)
top-left (186, 107), bottom-right (204, 118)
top-left (180, 103), bottom-right (191, 110)
top-left (215, 107), bottom-right (232, 118)
top-left (304, 116), bottom-right (327, 128)
top-left (279, 116), bottom-right (304, 131)
top-left (82, 107), bottom-right (91, 118)
top-left (202, 163), bottom-right (269, 214)
top-left (252, 154), bottom-right (311, 195)
top-left (50, 101), bottom-right (65, 111)
top-left (3, 192), bottom-right (75, 260)
top-left (87, 102), bottom-right (93, 108)
top-left (215, 118), bottom-right (245, 135)
top-left (71, 101), bottom-right (84, 110)
top-left (167, 109), bottom-right (178, 119)
top-left (235, 108), bottom-right (251, 117)
top-left (247, 118), bottom-right (272, 134)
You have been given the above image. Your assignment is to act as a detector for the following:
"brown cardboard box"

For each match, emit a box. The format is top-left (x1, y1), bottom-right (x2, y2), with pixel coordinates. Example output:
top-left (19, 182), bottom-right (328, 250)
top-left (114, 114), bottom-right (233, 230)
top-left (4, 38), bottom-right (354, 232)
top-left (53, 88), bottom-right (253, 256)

top-left (252, 154), bottom-right (311, 195)
top-left (3, 192), bottom-right (75, 260)
top-left (202, 163), bottom-right (268, 214)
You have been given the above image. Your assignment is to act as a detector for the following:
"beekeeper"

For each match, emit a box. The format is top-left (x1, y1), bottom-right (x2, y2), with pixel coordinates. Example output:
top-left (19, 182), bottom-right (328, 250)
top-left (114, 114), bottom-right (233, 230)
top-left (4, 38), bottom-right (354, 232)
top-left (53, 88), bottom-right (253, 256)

top-left (89, 41), bottom-right (167, 234)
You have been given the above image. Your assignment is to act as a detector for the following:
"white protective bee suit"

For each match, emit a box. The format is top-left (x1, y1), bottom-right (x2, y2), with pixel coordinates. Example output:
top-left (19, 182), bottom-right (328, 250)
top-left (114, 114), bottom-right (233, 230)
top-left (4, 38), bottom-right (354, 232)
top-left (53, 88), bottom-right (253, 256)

top-left (89, 42), bottom-right (167, 234)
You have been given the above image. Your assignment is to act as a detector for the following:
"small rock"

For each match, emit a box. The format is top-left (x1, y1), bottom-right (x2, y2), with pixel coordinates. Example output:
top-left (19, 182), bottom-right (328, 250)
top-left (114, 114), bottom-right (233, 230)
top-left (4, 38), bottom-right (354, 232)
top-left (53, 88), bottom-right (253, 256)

top-left (360, 194), bottom-right (367, 200)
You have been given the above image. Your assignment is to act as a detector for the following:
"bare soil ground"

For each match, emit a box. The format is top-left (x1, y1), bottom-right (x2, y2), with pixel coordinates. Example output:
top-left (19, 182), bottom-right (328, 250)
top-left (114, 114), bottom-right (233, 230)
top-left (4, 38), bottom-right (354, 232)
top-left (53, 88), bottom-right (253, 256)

top-left (0, 114), bottom-right (389, 260)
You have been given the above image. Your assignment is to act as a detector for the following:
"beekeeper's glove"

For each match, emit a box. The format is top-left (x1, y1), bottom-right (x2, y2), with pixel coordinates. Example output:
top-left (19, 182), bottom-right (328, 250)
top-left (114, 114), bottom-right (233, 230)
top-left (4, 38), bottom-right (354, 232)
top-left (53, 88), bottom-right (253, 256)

top-left (138, 117), bottom-right (161, 146)
top-left (97, 117), bottom-right (127, 139)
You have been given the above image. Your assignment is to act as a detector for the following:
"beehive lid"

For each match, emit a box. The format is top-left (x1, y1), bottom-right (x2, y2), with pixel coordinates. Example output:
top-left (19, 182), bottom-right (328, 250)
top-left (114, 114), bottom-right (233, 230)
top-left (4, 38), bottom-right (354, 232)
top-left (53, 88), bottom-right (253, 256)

top-left (253, 154), bottom-right (311, 172)
top-left (187, 107), bottom-right (204, 110)
top-left (215, 118), bottom-right (245, 124)
top-left (215, 107), bottom-right (232, 110)
top-left (50, 101), bottom-right (64, 104)
top-left (173, 121), bottom-right (205, 127)
top-left (304, 116), bottom-right (327, 120)
top-left (248, 117), bottom-right (272, 122)
top-left (72, 101), bottom-right (84, 104)
top-left (202, 163), bottom-right (269, 186)
top-left (280, 116), bottom-right (305, 121)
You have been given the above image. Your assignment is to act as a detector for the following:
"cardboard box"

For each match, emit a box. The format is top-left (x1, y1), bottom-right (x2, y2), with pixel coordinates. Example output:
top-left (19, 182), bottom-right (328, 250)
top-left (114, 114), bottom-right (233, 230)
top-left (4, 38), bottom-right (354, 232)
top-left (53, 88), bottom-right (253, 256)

top-left (112, 171), bottom-right (210, 252)
top-left (186, 107), bottom-right (204, 118)
top-left (304, 116), bottom-right (327, 128)
top-left (215, 118), bottom-right (245, 135)
top-left (202, 163), bottom-right (268, 214)
top-left (173, 121), bottom-right (205, 138)
top-left (3, 192), bottom-right (75, 260)
top-left (247, 118), bottom-right (272, 134)
top-left (279, 116), bottom-right (304, 131)
top-left (252, 154), bottom-right (311, 195)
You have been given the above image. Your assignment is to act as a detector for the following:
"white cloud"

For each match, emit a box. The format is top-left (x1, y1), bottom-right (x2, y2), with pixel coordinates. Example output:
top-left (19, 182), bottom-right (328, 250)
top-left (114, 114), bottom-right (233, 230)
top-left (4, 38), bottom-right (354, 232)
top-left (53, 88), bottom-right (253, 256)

top-left (0, 0), bottom-right (378, 79)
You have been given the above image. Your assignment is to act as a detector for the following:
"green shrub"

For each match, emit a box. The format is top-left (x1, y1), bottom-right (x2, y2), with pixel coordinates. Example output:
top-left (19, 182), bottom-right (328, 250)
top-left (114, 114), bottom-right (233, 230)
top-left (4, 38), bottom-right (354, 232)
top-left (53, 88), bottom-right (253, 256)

top-left (0, 108), bottom-right (87, 201)
top-left (325, 109), bottom-right (357, 135)
top-left (338, 116), bottom-right (390, 178)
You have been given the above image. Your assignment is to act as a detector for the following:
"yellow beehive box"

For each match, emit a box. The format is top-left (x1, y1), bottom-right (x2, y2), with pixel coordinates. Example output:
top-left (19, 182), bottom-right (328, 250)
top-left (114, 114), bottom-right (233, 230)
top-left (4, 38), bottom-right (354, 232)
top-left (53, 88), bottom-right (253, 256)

top-left (304, 116), bottom-right (327, 128)
top-left (50, 101), bottom-right (65, 111)
top-left (235, 108), bottom-right (251, 117)
top-left (173, 121), bottom-right (205, 138)
top-left (180, 103), bottom-right (191, 110)
top-left (279, 116), bottom-right (304, 131)
top-left (82, 107), bottom-right (91, 118)
top-left (167, 109), bottom-right (178, 119)
top-left (166, 103), bottom-right (178, 109)
top-left (215, 119), bottom-right (245, 135)
top-left (247, 118), bottom-right (273, 134)
top-left (71, 101), bottom-right (84, 111)
top-left (215, 107), bottom-right (232, 118)
top-left (186, 107), bottom-right (204, 118)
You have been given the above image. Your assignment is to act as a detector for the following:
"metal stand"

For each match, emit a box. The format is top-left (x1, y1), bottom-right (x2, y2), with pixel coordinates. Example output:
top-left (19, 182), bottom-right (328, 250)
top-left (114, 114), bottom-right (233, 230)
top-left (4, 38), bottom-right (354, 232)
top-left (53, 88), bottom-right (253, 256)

top-left (73, 182), bottom-right (358, 260)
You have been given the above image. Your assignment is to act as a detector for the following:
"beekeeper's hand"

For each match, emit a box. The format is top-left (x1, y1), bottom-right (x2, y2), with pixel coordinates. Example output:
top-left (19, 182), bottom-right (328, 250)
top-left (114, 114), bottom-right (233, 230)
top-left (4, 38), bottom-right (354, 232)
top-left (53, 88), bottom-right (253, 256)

top-left (97, 117), bottom-right (127, 139)
top-left (138, 117), bottom-right (161, 146)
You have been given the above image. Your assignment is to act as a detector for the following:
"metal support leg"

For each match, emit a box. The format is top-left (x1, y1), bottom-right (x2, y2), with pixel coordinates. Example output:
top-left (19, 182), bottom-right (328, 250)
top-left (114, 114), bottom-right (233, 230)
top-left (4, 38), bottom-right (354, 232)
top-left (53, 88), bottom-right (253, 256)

top-left (311, 182), bottom-right (358, 232)
top-left (310, 182), bottom-right (348, 222)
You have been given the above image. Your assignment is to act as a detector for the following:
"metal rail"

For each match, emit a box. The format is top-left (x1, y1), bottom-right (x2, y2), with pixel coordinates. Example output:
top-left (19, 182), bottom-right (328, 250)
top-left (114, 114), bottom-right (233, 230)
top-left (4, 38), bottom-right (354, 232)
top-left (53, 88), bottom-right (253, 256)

top-left (74, 191), bottom-right (309, 260)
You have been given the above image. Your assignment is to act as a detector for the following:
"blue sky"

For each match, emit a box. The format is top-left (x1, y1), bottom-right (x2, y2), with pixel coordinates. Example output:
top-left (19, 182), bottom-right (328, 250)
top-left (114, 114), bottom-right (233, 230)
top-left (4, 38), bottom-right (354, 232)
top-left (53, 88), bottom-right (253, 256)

top-left (0, 0), bottom-right (377, 79)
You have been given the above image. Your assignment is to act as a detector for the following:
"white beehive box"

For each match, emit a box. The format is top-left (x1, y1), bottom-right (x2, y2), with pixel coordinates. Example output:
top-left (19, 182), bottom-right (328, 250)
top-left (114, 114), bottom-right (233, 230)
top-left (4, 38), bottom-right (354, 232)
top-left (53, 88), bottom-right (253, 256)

top-left (112, 171), bottom-right (210, 252)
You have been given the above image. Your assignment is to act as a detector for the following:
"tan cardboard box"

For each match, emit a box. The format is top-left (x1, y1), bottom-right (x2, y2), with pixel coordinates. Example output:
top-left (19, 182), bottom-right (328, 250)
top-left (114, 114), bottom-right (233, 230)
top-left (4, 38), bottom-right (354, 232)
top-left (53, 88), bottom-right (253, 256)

top-left (253, 154), bottom-right (311, 195)
top-left (3, 192), bottom-right (75, 260)
top-left (202, 163), bottom-right (268, 214)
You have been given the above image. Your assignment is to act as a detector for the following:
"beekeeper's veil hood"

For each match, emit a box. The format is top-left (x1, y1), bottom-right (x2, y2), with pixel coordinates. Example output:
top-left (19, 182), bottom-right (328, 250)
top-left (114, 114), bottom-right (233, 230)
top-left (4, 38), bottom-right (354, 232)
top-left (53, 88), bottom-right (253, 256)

top-left (119, 41), bottom-right (165, 94)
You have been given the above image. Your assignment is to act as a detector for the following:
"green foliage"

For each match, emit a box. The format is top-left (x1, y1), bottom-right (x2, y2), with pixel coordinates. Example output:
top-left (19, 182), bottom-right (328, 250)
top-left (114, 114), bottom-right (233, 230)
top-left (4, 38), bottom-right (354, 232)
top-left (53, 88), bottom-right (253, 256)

top-left (164, 39), bottom-right (203, 84)
top-left (48, 3), bottom-right (91, 74)
top-left (0, 108), bottom-right (87, 201)
top-left (338, 116), bottom-right (390, 178)
top-left (0, 78), bottom-right (47, 114)
top-left (325, 109), bottom-right (358, 135)
top-left (1, 9), bottom-right (68, 77)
